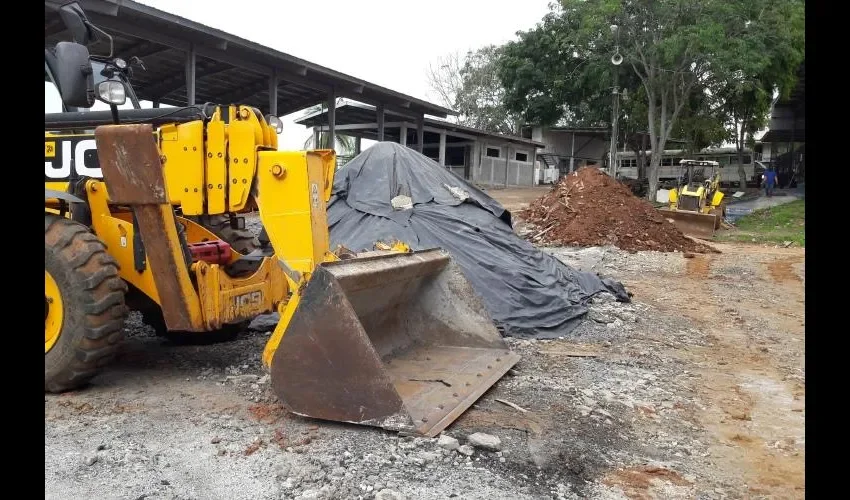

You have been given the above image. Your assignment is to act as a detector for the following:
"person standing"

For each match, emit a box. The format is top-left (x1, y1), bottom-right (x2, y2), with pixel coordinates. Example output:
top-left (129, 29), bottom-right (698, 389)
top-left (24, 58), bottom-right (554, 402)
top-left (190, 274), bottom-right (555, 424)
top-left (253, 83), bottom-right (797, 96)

top-left (762, 166), bottom-right (777, 197)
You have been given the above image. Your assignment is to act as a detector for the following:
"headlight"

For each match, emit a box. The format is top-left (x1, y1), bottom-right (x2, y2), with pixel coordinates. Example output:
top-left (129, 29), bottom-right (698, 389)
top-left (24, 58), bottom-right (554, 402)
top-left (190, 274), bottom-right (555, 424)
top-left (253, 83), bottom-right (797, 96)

top-left (96, 81), bottom-right (127, 106)
top-left (266, 114), bottom-right (284, 134)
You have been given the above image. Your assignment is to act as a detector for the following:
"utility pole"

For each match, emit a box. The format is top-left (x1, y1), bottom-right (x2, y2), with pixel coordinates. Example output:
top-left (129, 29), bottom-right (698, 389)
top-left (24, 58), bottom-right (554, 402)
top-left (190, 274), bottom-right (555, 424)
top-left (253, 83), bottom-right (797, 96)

top-left (608, 24), bottom-right (623, 177)
top-left (608, 72), bottom-right (620, 177)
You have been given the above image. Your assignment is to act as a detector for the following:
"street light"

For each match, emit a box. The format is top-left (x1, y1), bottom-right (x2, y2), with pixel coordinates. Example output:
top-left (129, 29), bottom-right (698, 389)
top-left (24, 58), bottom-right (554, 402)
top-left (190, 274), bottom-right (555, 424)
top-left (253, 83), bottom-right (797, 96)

top-left (608, 24), bottom-right (622, 177)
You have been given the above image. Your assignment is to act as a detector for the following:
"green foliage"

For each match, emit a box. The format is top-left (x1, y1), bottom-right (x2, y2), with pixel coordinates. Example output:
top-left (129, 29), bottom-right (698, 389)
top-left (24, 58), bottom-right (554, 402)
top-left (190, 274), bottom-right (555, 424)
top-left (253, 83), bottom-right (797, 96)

top-left (498, 7), bottom-right (620, 128)
top-left (497, 0), bottom-right (804, 199)
top-left (428, 46), bottom-right (521, 135)
top-left (717, 199), bottom-right (805, 246)
top-left (456, 46), bottom-right (522, 135)
top-left (303, 132), bottom-right (355, 154)
top-left (673, 84), bottom-right (730, 153)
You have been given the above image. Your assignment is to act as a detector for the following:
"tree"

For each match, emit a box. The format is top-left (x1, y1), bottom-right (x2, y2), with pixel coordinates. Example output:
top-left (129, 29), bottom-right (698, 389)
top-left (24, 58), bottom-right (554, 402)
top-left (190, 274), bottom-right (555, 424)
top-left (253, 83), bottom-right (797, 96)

top-left (427, 46), bottom-right (521, 135)
top-left (673, 88), bottom-right (729, 156)
top-left (426, 52), bottom-right (464, 112)
top-left (619, 87), bottom-right (651, 179)
top-left (714, 0), bottom-right (805, 187)
top-left (719, 79), bottom-right (772, 186)
top-left (301, 99), bottom-right (355, 154)
top-left (498, 0), bottom-right (804, 201)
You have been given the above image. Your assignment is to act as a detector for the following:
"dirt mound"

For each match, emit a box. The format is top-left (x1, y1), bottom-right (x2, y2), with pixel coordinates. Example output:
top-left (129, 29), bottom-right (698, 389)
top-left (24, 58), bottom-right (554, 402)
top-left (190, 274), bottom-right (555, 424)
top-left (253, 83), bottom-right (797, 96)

top-left (520, 167), bottom-right (716, 253)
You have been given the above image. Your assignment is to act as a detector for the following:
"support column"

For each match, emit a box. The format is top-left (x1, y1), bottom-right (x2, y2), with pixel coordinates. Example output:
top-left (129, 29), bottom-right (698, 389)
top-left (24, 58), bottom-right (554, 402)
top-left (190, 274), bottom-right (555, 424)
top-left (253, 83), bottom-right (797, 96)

top-left (488, 144), bottom-right (494, 185)
top-left (416, 115), bottom-right (425, 153)
top-left (516, 148), bottom-right (521, 185)
top-left (569, 133), bottom-right (576, 172)
top-left (400, 124), bottom-right (408, 146)
top-left (354, 137), bottom-right (362, 155)
top-left (313, 127), bottom-right (320, 149)
top-left (532, 147), bottom-right (538, 185)
top-left (185, 44), bottom-right (196, 106)
top-left (153, 101), bottom-right (160, 109)
top-left (327, 90), bottom-right (336, 151)
top-left (608, 68), bottom-right (620, 176)
top-left (504, 144), bottom-right (510, 187)
top-left (438, 131), bottom-right (447, 166)
top-left (377, 104), bottom-right (385, 141)
top-left (268, 70), bottom-right (278, 116)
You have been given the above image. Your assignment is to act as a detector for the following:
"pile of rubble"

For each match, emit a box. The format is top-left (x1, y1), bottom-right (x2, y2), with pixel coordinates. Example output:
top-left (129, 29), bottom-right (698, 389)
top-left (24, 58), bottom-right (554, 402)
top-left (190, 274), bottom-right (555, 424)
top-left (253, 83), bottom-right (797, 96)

top-left (521, 167), bottom-right (716, 253)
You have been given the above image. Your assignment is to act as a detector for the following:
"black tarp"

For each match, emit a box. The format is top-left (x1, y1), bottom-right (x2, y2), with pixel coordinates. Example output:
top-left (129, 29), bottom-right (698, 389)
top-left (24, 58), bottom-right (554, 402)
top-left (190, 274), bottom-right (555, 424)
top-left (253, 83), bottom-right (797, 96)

top-left (327, 142), bottom-right (629, 339)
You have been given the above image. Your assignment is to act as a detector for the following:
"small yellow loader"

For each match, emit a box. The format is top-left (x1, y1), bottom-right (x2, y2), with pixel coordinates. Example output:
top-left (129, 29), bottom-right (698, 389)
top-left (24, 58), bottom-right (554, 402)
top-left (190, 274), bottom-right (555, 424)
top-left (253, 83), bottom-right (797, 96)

top-left (661, 159), bottom-right (726, 239)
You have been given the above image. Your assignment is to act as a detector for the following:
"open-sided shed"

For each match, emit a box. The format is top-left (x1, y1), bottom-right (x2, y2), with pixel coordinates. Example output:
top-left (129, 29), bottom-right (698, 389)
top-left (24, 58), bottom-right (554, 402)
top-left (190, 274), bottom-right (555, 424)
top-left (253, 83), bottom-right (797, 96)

top-left (45, 0), bottom-right (453, 150)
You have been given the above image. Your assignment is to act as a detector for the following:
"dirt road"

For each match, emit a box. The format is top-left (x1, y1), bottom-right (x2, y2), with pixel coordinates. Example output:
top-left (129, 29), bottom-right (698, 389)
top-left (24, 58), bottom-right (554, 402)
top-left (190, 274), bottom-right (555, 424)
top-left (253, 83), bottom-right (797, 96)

top-left (595, 243), bottom-right (804, 498)
top-left (45, 236), bottom-right (803, 499)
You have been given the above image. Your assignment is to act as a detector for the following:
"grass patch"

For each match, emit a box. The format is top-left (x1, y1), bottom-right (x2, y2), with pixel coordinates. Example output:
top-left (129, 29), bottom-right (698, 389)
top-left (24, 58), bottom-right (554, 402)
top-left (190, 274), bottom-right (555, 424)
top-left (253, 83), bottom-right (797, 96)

top-left (716, 199), bottom-right (805, 246)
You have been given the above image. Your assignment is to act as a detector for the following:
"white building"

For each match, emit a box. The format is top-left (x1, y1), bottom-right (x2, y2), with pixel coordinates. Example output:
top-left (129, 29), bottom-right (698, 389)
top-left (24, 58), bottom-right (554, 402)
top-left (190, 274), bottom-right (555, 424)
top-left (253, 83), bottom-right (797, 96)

top-left (296, 103), bottom-right (545, 187)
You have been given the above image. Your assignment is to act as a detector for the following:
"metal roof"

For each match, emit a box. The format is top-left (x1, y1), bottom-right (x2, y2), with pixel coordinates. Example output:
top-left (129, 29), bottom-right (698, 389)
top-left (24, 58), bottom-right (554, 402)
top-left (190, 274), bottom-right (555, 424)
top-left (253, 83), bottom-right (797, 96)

top-left (761, 129), bottom-right (805, 143)
top-left (44, 0), bottom-right (454, 118)
top-left (296, 102), bottom-right (546, 148)
top-left (543, 126), bottom-right (610, 134)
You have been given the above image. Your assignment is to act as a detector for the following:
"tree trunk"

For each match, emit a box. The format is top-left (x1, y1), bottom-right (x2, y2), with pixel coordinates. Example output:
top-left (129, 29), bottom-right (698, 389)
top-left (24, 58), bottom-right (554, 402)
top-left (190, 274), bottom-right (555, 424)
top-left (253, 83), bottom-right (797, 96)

top-left (737, 150), bottom-right (746, 188)
top-left (637, 133), bottom-right (648, 180)
top-left (648, 150), bottom-right (661, 203)
top-left (734, 116), bottom-right (748, 188)
top-left (645, 91), bottom-right (658, 202)
top-left (737, 119), bottom-right (747, 188)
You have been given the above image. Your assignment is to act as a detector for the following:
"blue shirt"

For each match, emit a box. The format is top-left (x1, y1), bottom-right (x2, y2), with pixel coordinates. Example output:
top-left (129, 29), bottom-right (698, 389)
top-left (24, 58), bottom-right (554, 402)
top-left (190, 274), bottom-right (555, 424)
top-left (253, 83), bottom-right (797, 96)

top-left (764, 170), bottom-right (777, 185)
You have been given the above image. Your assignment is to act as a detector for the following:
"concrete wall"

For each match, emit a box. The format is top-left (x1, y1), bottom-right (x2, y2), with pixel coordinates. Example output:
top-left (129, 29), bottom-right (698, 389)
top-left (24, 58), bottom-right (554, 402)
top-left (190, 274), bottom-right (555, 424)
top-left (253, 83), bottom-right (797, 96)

top-left (472, 141), bottom-right (536, 187)
top-left (448, 166), bottom-right (465, 178)
top-left (532, 127), bottom-right (607, 163)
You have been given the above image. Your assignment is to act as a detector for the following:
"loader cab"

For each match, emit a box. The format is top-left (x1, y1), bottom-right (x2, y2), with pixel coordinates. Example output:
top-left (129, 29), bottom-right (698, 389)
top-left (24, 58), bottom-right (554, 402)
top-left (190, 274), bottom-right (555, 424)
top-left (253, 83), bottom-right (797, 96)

top-left (45, 1), bottom-right (139, 120)
top-left (45, 56), bottom-right (141, 115)
top-left (678, 160), bottom-right (718, 191)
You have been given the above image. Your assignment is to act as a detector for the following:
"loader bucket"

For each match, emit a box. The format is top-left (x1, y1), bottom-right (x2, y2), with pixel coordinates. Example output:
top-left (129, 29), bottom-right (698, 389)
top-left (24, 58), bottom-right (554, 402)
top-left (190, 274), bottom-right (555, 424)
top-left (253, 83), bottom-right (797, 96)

top-left (269, 249), bottom-right (520, 437)
top-left (659, 208), bottom-right (719, 240)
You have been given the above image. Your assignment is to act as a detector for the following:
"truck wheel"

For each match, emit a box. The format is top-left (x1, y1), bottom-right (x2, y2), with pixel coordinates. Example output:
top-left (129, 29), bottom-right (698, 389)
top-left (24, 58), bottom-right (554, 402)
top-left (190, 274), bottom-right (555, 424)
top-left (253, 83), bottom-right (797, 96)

top-left (190, 214), bottom-right (260, 254)
top-left (45, 214), bottom-right (128, 393)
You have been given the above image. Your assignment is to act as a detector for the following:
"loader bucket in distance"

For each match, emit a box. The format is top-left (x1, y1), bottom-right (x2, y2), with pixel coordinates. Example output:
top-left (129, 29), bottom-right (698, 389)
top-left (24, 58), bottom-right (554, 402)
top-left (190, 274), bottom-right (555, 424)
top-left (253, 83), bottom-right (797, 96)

top-left (269, 249), bottom-right (520, 437)
top-left (659, 208), bottom-right (719, 240)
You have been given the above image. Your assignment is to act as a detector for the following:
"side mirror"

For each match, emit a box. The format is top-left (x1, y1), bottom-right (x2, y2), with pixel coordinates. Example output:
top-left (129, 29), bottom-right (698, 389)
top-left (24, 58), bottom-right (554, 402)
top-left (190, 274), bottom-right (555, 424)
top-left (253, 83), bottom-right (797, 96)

top-left (50, 41), bottom-right (95, 109)
top-left (58, 2), bottom-right (95, 46)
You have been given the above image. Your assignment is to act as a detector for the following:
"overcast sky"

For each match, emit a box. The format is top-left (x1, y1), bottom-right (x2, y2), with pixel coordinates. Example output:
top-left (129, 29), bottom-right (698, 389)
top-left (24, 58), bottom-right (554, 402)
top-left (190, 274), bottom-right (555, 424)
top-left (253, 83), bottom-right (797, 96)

top-left (132, 0), bottom-right (553, 149)
top-left (46, 1), bottom-right (762, 151)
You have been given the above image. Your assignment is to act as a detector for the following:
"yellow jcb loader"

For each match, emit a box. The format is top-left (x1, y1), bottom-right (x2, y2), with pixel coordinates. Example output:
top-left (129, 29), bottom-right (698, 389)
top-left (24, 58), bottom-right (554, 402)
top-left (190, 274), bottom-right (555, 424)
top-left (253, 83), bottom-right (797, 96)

top-left (661, 159), bottom-right (726, 239)
top-left (44, 3), bottom-right (518, 437)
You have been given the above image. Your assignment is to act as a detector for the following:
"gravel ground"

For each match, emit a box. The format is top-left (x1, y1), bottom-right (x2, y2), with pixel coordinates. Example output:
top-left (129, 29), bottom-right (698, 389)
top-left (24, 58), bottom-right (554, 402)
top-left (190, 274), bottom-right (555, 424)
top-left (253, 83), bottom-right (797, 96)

top-left (46, 217), bottom-right (804, 499)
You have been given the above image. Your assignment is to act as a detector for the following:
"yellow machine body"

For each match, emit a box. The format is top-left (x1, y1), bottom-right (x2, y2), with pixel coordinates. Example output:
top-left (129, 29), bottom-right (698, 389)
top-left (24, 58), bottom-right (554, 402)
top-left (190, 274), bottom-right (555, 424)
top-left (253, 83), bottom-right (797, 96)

top-left (45, 106), bottom-right (518, 437)
top-left (662, 160), bottom-right (726, 239)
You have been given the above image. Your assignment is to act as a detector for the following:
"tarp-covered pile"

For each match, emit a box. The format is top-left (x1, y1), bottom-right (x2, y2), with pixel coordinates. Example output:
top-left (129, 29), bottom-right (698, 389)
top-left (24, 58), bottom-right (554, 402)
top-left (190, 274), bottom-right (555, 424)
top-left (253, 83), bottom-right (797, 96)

top-left (327, 142), bottom-right (629, 339)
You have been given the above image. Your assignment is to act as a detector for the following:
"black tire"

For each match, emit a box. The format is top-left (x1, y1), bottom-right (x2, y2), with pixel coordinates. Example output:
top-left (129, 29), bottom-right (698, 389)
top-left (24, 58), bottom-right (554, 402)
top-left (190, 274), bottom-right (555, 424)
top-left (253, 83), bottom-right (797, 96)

top-left (190, 214), bottom-right (260, 254)
top-left (45, 214), bottom-right (128, 393)
top-left (140, 307), bottom-right (241, 345)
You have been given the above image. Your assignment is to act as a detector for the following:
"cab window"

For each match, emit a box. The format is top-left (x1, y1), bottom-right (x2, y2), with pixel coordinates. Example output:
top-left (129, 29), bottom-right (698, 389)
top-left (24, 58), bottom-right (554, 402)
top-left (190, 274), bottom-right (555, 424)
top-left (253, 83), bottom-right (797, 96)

top-left (45, 74), bottom-right (64, 114)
